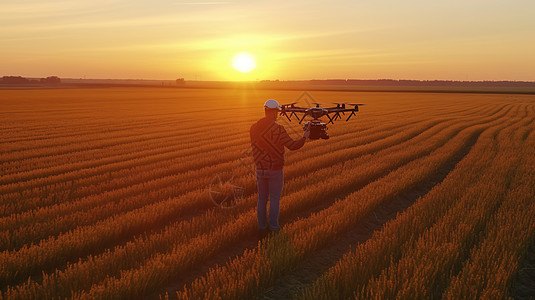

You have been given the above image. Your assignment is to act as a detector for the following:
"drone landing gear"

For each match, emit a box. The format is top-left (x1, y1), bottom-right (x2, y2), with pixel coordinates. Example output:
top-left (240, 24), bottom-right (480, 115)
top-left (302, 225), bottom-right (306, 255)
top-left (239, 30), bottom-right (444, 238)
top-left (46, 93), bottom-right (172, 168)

top-left (304, 120), bottom-right (329, 140)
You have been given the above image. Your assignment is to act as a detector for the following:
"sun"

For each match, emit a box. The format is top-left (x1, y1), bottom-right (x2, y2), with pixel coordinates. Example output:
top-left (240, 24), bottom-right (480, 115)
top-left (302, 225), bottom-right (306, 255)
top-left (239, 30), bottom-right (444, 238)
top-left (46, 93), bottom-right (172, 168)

top-left (232, 52), bottom-right (256, 73)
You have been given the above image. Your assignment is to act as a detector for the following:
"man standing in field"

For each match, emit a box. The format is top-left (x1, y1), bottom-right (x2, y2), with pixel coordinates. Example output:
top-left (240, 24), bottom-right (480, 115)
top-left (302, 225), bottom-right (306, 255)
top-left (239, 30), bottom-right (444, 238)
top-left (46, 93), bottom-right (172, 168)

top-left (250, 99), bottom-right (310, 235)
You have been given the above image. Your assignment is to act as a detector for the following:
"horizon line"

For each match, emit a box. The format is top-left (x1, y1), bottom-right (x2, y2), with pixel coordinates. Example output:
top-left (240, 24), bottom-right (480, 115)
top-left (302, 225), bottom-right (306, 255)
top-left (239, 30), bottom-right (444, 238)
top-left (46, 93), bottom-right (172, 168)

top-left (3, 75), bottom-right (535, 83)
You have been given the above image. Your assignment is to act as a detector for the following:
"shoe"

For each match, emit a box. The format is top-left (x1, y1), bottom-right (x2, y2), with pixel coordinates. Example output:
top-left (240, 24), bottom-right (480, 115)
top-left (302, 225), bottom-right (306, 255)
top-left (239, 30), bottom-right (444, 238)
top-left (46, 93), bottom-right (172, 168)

top-left (257, 229), bottom-right (269, 239)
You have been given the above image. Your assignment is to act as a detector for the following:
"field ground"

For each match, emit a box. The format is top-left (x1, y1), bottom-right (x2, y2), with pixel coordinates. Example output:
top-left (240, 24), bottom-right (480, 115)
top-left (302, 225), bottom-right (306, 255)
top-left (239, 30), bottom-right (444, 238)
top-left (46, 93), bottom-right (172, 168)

top-left (0, 87), bottom-right (534, 299)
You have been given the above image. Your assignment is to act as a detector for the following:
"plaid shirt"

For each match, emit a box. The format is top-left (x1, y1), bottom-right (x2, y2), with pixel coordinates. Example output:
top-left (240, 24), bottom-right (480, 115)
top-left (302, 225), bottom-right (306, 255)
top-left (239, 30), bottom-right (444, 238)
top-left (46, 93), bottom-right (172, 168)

top-left (250, 117), bottom-right (305, 170)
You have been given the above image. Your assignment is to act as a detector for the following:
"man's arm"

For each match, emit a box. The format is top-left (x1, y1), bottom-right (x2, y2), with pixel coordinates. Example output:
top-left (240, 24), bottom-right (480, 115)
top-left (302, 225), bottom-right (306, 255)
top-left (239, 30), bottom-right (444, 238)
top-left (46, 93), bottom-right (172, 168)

top-left (279, 125), bottom-right (309, 150)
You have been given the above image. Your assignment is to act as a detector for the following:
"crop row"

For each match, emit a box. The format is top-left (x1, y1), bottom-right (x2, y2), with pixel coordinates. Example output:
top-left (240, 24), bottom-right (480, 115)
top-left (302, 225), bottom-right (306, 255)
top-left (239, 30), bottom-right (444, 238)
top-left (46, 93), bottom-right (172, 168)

top-left (0, 92), bottom-right (524, 300)
top-left (1, 114), bottom-right (187, 150)
top-left (2, 98), bottom-right (451, 184)
top-left (359, 109), bottom-right (532, 299)
top-left (0, 97), bottom-right (480, 178)
top-left (0, 106), bottom-right (449, 235)
top-left (0, 116), bottom-right (252, 171)
top-left (171, 103), bottom-right (523, 300)
top-left (0, 115), bottom-right (246, 175)
top-left (0, 112), bottom-right (199, 152)
top-left (298, 104), bottom-right (533, 299)
top-left (0, 103), bottom-right (503, 254)
top-left (443, 134), bottom-right (534, 298)
top-left (14, 103), bottom-right (513, 299)
top-left (0, 122), bottom-right (250, 191)
top-left (0, 111), bottom-right (445, 284)
top-left (0, 103), bottom-right (502, 296)
top-left (0, 101), bottom-right (494, 221)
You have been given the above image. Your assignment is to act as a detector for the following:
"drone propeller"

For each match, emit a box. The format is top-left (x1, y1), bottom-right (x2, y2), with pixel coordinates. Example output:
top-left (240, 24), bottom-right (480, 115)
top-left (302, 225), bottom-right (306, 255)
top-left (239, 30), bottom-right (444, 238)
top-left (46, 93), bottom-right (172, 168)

top-left (345, 103), bottom-right (365, 114)
top-left (333, 102), bottom-right (346, 109)
top-left (342, 103), bottom-right (365, 121)
top-left (281, 102), bottom-right (297, 107)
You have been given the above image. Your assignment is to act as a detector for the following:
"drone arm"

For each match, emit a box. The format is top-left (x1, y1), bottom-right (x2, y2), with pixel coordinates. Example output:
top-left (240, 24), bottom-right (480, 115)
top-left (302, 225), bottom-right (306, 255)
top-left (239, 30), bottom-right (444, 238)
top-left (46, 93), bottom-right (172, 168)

top-left (346, 111), bottom-right (356, 121)
top-left (326, 114), bottom-right (334, 124)
top-left (281, 111), bottom-right (292, 122)
top-left (298, 112), bottom-right (308, 124)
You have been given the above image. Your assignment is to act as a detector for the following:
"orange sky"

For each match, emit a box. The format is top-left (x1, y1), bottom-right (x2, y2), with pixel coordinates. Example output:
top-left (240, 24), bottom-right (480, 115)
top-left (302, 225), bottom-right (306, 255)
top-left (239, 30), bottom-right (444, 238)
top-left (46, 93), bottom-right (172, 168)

top-left (1, 1), bottom-right (534, 81)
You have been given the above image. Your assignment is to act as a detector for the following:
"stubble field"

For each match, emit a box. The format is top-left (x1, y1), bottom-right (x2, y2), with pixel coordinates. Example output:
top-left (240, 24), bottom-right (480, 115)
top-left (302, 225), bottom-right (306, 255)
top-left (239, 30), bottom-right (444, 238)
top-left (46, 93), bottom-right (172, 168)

top-left (1, 87), bottom-right (534, 299)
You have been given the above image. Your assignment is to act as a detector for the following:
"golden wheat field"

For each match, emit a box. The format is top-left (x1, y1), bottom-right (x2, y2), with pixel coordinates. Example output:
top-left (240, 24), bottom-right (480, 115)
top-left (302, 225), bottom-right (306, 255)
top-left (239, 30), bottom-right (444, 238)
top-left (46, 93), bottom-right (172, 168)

top-left (1, 87), bottom-right (534, 299)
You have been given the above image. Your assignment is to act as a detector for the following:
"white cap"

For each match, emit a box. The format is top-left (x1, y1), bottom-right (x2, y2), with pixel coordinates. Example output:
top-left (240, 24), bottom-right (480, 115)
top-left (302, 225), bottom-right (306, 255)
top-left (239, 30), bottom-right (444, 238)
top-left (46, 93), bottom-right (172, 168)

top-left (264, 99), bottom-right (281, 110)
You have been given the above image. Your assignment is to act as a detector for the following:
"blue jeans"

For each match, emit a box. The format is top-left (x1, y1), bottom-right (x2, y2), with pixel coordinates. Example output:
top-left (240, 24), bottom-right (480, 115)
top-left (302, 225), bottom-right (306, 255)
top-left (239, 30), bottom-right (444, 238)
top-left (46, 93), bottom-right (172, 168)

top-left (256, 169), bottom-right (284, 230)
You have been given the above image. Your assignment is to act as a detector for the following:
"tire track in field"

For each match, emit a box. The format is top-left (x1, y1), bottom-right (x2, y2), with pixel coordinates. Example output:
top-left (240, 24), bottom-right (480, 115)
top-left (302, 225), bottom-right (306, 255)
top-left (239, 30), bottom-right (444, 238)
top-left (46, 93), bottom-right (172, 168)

top-left (260, 103), bottom-right (528, 299)
top-left (149, 104), bottom-right (514, 299)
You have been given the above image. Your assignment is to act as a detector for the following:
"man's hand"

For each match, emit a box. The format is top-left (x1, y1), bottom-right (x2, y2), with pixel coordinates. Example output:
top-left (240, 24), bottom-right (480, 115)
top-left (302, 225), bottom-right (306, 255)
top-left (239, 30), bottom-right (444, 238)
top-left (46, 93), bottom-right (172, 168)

top-left (303, 128), bottom-right (311, 139)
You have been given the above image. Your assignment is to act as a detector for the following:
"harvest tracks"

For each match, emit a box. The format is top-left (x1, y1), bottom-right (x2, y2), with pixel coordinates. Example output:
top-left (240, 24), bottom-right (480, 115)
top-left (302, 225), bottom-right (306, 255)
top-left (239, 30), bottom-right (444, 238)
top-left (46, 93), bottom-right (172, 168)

top-left (0, 88), bottom-right (534, 299)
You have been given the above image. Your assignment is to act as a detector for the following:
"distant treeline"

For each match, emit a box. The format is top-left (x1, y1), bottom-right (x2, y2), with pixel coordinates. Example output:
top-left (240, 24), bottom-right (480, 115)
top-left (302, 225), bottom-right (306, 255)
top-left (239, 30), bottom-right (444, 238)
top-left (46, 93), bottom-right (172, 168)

top-left (1, 76), bottom-right (61, 84)
top-left (304, 79), bottom-right (535, 87)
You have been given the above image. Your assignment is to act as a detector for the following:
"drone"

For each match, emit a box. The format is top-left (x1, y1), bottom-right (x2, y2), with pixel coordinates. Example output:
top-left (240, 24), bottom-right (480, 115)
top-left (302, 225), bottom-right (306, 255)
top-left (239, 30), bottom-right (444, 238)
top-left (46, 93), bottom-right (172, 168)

top-left (280, 102), bottom-right (365, 140)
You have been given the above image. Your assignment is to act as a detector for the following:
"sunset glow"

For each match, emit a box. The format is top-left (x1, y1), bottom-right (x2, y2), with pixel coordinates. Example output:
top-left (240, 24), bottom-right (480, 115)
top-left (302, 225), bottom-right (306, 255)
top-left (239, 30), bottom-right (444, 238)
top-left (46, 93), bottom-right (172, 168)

top-left (1, 1), bottom-right (534, 80)
top-left (232, 52), bottom-right (256, 73)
